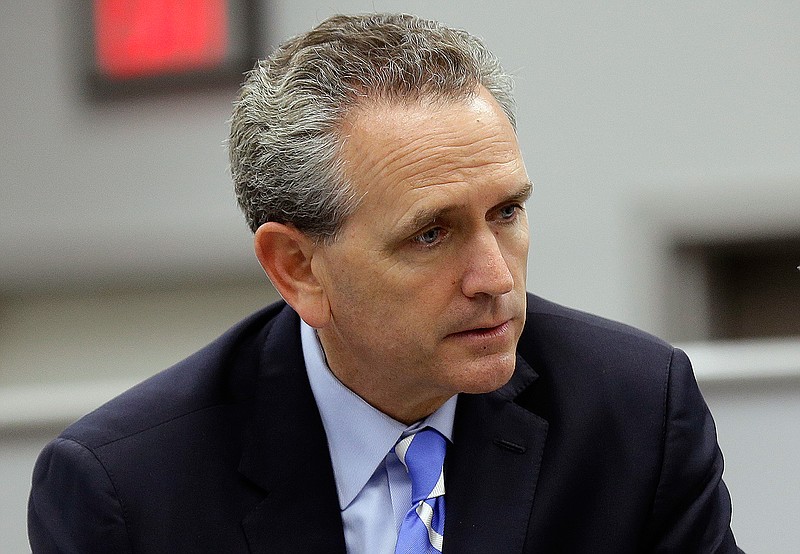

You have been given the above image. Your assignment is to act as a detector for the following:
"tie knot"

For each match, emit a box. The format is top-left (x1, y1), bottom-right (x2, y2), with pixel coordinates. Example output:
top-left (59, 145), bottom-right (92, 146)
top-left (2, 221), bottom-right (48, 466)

top-left (394, 428), bottom-right (447, 504)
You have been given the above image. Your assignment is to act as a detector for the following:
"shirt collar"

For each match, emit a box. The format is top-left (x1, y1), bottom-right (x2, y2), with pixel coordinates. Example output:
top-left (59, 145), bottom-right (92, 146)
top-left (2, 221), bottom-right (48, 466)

top-left (300, 321), bottom-right (457, 510)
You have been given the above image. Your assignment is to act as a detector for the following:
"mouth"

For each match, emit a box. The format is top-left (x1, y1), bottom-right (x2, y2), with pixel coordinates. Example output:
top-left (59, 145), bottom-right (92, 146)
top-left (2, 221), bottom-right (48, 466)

top-left (448, 319), bottom-right (512, 340)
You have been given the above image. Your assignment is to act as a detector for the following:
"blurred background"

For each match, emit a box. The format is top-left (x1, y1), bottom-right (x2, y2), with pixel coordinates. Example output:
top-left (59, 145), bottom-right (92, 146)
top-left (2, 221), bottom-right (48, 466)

top-left (1, 1), bottom-right (798, 551)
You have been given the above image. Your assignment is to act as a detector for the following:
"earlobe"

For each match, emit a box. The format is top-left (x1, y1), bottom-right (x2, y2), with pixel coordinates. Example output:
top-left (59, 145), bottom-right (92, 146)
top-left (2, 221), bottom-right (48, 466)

top-left (253, 222), bottom-right (331, 328)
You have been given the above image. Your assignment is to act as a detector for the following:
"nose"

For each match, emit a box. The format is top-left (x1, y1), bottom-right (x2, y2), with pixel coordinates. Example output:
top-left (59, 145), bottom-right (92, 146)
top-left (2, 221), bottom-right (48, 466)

top-left (461, 230), bottom-right (515, 298)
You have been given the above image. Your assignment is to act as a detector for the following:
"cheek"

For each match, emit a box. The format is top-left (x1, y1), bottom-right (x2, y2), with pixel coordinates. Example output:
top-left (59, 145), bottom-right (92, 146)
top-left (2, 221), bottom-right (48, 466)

top-left (509, 229), bottom-right (530, 275)
top-left (327, 255), bottom-right (412, 316)
top-left (330, 241), bottom-right (465, 321)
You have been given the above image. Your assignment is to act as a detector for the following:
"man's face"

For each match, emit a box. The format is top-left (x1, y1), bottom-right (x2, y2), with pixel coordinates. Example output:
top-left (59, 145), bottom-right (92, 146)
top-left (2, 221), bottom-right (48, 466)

top-left (312, 86), bottom-right (531, 422)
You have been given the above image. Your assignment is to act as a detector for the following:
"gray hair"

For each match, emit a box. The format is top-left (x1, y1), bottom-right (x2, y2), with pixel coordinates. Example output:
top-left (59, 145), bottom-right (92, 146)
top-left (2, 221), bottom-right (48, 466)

top-left (229, 13), bottom-right (516, 240)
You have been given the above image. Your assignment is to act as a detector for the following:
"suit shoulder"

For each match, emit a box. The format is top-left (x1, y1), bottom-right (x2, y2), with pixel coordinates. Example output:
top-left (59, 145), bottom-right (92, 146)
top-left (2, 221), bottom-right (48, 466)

top-left (518, 294), bottom-right (677, 398)
top-left (58, 300), bottom-right (292, 450)
top-left (524, 293), bottom-right (672, 354)
top-left (512, 295), bottom-right (682, 445)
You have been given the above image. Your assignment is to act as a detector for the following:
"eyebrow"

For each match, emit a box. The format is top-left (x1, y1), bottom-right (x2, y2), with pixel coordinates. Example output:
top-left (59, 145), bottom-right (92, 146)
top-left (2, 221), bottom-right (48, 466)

top-left (398, 181), bottom-right (534, 237)
top-left (507, 181), bottom-right (534, 204)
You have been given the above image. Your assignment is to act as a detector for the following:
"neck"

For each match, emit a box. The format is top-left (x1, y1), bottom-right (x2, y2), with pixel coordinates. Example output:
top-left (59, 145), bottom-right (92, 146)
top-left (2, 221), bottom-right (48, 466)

top-left (316, 330), bottom-right (450, 425)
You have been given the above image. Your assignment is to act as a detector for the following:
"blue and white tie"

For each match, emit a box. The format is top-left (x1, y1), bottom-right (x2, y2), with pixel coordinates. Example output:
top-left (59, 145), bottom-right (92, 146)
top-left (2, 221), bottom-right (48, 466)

top-left (394, 428), bottom-right (447, 554)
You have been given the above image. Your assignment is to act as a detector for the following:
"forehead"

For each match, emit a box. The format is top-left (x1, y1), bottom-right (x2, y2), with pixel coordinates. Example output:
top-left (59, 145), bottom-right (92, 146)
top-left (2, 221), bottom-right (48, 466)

top-left (337, 88), bottom-right (527, 225)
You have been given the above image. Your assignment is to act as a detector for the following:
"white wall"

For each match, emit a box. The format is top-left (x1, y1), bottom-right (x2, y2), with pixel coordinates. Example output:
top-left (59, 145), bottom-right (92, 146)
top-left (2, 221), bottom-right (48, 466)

top-left (702, 378), bottom-right (800, 553)
top-left (1, 1), bottom-right (798, 552)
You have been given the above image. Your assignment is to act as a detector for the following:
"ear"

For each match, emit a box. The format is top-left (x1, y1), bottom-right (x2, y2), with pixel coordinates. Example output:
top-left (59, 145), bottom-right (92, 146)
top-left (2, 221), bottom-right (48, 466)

top-left (253, 222), bottom-right (331, 328)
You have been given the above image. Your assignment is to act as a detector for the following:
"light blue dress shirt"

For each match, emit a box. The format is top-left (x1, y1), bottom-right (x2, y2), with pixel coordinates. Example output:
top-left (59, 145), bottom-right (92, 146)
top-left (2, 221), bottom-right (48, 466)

top-left (300, 321), bottom-right (457, 553)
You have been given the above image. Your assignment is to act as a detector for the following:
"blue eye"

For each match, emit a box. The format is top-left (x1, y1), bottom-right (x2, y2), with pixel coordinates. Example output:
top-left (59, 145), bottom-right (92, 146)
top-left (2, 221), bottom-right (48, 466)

top-left (415, 227), bottom-right (443, 245)
top-left (499, 204), bottom-right (519, 220)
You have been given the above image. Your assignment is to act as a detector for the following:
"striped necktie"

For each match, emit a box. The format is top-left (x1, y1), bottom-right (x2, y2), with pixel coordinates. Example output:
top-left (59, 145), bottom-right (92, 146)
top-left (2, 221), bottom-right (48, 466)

top-left (394, 428), bottom-right (447, 554)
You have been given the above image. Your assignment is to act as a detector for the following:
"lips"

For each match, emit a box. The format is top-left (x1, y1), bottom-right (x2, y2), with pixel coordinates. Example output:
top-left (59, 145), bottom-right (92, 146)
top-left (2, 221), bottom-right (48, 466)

top-left (448, 319), bottom-right (512, 339)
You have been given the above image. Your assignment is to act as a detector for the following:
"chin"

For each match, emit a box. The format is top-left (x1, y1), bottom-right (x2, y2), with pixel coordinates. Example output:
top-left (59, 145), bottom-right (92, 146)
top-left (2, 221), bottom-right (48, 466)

top-left (454, 352), bottom-right (517, 394)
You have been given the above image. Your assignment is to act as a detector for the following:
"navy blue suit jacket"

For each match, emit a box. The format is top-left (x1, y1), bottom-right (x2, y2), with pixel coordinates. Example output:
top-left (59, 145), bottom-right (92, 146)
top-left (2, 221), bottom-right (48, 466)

top-left (29, 294), bottom-right (741, 552)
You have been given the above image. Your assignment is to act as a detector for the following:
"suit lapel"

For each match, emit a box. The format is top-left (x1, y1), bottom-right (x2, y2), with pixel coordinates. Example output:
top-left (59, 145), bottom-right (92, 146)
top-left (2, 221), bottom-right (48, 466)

top-left (444, 355), bottom-right (548, 554)
top-left (238, 307), bottom-right (347, 553)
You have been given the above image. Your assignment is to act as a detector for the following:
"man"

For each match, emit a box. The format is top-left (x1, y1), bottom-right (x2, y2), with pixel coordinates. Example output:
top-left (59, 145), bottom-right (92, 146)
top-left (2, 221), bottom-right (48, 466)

top-left (29, 13), bottom-right (741, 553)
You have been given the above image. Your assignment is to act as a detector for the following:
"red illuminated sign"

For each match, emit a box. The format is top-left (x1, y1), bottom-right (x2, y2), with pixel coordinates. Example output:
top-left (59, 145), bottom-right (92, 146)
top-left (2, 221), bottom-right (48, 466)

top-left (93, 0), bottom-right (229, 80)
